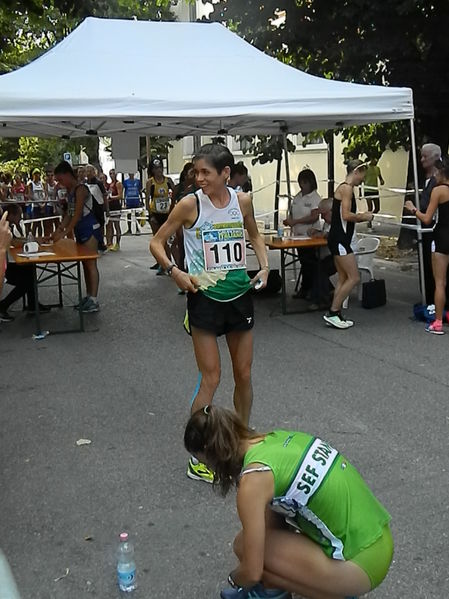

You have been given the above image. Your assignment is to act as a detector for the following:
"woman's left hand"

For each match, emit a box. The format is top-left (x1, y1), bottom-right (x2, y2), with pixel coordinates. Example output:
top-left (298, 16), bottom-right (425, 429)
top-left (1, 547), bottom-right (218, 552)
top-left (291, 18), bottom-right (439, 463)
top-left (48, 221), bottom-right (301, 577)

top-left (404, 200), bottom-right (416, 213)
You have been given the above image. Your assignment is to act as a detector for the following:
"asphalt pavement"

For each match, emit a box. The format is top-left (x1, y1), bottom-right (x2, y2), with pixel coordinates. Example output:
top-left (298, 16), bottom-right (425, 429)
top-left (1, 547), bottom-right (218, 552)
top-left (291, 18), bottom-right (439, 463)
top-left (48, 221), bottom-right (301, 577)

top-left (1, 231), bottom-right (448, 599)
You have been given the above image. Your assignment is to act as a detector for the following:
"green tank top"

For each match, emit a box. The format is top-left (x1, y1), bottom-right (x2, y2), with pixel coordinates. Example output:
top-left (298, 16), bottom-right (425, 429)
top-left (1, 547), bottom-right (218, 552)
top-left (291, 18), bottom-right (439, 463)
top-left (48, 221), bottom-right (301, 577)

top-left (243, 430), bottom-right (391, 561)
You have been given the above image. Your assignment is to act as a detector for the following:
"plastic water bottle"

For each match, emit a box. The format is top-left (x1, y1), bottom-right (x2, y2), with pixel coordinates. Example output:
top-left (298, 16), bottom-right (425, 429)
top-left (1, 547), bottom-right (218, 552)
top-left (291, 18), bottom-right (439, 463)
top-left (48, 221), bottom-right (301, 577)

top-left (117, 532), bottom-right (137, 592)
top-left (277, 223), bottom-right (284, 239)
top-left (27, 231), bottom-right (35, 242)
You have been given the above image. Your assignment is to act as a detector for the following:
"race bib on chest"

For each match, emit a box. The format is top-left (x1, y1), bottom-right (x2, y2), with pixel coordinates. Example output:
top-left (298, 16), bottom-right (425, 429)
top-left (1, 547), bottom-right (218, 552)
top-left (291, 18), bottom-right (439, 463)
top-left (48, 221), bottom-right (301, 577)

top-left (155, 197), bottom-right (170, 213)
top-left (202, 226), bottom-right (246, 272)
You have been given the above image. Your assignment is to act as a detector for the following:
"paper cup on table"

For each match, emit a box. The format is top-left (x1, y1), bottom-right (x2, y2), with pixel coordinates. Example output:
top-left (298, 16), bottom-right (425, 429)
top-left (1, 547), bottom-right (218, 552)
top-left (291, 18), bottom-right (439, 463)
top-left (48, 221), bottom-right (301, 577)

top-left (23, 241), bottom-right (39, 254)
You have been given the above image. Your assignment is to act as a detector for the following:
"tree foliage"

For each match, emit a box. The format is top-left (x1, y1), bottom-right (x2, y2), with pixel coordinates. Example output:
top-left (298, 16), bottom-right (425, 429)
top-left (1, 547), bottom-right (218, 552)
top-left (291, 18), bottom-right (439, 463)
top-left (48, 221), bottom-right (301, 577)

top-left (208, 0), bottom-right (449, 158)
top-left (0, 0), bottom-right (175, 171)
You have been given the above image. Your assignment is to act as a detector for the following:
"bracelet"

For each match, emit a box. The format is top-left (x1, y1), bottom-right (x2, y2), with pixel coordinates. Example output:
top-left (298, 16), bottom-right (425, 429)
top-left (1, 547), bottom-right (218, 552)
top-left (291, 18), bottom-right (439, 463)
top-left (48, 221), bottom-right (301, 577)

top-left (166, 263), bottom-right (177, 277)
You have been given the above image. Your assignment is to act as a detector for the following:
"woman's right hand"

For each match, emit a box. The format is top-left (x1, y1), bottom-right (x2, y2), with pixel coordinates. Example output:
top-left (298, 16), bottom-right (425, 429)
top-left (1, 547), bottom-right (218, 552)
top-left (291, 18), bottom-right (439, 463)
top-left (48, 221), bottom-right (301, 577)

top-left (172, 268), bottom-right (199, 293)
top-left (0, 211), bottom-right (12, 251)
top-left (362, 211), bottom-right (374, 222)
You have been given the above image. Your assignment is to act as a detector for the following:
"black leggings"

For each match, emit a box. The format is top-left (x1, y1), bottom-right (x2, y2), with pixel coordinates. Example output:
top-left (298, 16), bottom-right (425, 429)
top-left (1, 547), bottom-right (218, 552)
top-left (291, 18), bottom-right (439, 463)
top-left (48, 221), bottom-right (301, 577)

top-left (0, 264), bottom-right (35, 310)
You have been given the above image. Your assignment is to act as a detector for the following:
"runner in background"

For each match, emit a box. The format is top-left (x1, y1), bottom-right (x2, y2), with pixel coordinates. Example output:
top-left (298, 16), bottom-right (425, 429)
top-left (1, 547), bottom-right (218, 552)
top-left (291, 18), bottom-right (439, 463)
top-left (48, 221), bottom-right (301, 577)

top-left (123, 172), bottom-right (142, 235)
top-left (106, 168), bottom-right (123, 251)
top-left (228, 161), bottom-right (249, 192)
top-left (146, 158), bottom-right (175, 274)
top-left (150, 143), bottom-right (269, 483)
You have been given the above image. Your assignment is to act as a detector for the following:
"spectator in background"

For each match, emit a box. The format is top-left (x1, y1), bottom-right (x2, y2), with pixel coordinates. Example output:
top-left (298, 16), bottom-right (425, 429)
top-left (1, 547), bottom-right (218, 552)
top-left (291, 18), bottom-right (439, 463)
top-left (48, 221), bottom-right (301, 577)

top-left (307, 198), bottom-right (336, 309)
top-left (283, 168), bottom-right (321, 299)
top-left (0, 204), bottom-right (50, 322)
top-left (43, 168), bottom-right (57, 237)
top-left (0, 211), bottom-right (12, 294)
top-left (228, 161), bottom-right (248, 192)
top-left (27, 169), bottom-right (45, 237)
top-left (419, 143), bottom-right (442, 305)
top-left (106, 168), bottom-right (123, 251)
top-left (364, 158), bottom-right (384, 228)
top-left (171, 162), bottom-right (196, 277)
top-left (123, 172), bottom-right (143, 235)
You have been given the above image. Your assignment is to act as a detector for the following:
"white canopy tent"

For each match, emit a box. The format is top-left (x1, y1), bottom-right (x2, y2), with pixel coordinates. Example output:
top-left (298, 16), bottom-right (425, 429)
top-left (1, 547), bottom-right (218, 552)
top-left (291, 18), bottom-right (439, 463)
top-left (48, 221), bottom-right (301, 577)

top-left (0, 17), bottom-right (413, 138)
top-left (0, 17), bottom-right (425, 302)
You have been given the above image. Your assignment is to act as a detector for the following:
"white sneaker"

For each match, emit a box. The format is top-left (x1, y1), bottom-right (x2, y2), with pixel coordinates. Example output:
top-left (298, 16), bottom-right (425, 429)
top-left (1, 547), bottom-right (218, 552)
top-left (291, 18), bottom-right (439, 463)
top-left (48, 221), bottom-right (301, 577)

top-left (323, 313), bottom-right (353, 329)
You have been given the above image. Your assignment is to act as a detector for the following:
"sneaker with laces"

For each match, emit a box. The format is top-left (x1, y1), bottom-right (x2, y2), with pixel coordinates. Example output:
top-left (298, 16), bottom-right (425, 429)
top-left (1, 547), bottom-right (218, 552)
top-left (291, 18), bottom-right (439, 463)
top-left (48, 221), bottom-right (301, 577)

top-left (425, 321), bottom-right (445, 335)
top-left (81, 298), bottom-right (100, 313)
top-left (221, 583), bottom-right (292, 599)
top-left (0, 311), bottom-right (14, 322)
top-left (187, 457), bottom-right (214, 483)
top-left (74, 296), bottom-right (89, 310)
top-left (323, 312), bottom-right (353, 329)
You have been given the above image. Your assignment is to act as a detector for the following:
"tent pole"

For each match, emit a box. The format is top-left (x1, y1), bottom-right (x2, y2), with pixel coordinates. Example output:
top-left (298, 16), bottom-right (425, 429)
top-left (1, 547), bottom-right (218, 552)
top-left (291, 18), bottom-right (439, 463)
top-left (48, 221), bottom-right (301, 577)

top-left (282, 132), bottom-right (293, 214)
top-left (327, 132), bottom-right (335, 198)
top-left (274, 146), bottom-right (282, 230)
top-left (409, 118), bottom-right (426, 304)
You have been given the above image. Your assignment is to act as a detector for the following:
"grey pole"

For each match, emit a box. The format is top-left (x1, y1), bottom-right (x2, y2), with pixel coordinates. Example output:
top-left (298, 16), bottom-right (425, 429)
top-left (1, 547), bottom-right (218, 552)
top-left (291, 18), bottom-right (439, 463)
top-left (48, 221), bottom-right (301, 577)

top-left (409, 118), bottom-right (426, 304)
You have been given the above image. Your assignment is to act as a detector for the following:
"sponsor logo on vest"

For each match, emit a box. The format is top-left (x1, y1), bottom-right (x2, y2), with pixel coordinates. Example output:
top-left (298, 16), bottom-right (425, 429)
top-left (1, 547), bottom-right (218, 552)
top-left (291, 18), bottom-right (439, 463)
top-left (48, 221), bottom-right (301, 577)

top-left (285, 438), bottom-right (338, 507)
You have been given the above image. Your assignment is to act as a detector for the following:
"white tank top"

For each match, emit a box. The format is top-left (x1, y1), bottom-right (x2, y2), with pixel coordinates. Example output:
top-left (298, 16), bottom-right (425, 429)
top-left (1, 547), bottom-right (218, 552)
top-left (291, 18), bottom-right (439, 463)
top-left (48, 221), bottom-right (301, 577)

top-left (31, 181), bottom-right (45, 204)
top-left (183, 187), bottom-right (250, 302)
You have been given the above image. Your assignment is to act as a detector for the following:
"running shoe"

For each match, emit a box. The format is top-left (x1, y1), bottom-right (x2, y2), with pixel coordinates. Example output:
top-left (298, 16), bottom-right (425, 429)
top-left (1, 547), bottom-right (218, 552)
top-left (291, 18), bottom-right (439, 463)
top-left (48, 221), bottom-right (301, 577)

top-left (425, 321), bottom-right (445, 335)
top-left (156, 266), bottom-right (165, 276)
top-left (0, 311), bottom-right (14, 322)
top-left (187, 457), bottom-right (214, 484)
top-left (221, 584), bottom-right (291, 598)
top-left (150, 263), bottom-right (159, 270)
top-left (323, 313), bottom-right (353, 329)
top-left (74, 297), bottom-right (89, 310)
top-left (81, 298), bottom-right (100, 313)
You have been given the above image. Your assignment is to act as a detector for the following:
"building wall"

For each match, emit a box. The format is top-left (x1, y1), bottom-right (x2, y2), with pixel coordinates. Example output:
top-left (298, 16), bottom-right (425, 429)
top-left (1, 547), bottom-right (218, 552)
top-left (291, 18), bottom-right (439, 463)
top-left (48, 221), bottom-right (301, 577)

top-left (168, 136), bottom-right (409, 225)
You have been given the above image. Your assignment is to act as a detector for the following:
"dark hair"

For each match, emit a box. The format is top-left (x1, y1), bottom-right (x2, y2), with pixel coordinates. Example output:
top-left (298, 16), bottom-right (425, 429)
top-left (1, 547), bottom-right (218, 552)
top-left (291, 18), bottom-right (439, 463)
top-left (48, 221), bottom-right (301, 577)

top-left (54, 161), bottom-right (76, 178)
top-left (346, 159), bottom-right (367, 175)
top-left (193, 143), bottom-right (235, 174)
top-left (5, 203), bottom-right (22, 218)
top-left (179, 162), bottom-right (194, 185)
top-left (297, 168), bottom-right (318, 191)
top-left (230, 161), bottom-right (248, 179)
top-left (435, 155), bottom-right (449, 179)
top-left (184, 405), bottom-right (259, 495)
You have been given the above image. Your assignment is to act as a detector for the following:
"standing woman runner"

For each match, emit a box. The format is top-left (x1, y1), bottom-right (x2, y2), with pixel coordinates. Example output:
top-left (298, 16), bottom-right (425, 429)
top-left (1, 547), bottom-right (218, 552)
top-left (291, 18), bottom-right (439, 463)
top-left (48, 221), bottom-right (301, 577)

top-left (406, 155), bottom-right (449, 334)
top-left (146, 158), bottom-right (175, 273)
top-left (52, 161), bottom-right (101, 313)
top-left (184, 406), bottom-right (393, 599)
top-left (324, 160), bottom-right (373, 329)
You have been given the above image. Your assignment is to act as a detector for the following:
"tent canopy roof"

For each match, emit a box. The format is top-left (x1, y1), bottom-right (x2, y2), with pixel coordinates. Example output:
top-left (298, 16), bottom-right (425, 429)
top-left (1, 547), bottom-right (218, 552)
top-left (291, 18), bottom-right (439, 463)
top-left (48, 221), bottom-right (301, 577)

top-left (0, 17), bottom-right (413, 138)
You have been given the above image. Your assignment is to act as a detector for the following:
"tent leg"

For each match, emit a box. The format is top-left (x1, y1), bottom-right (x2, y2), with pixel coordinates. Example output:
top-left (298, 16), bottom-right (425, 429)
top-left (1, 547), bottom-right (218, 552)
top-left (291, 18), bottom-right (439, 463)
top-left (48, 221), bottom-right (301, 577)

top-left (327, 133), bottom-right (335, 199)
top-left (274, 148), bottom-right (282, 230)
top-left (409, 118), bottom-right (426, 305)
top-left (282, 132), bottom-right (297, 281)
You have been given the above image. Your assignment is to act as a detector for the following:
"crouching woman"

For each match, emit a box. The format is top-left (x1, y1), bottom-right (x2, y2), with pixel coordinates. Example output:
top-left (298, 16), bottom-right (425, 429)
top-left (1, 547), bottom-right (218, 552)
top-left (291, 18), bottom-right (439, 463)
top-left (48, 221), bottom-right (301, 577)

top-left (184, 406), bottom-right (393, 599)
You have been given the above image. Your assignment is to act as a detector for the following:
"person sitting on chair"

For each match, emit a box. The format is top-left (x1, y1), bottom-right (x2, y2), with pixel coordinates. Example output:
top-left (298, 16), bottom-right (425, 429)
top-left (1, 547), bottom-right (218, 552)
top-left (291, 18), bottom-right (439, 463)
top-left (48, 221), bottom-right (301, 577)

top-left (283, 169), bottom-right (321, 299)
top-left (0, 204), bottom-right (50, 322)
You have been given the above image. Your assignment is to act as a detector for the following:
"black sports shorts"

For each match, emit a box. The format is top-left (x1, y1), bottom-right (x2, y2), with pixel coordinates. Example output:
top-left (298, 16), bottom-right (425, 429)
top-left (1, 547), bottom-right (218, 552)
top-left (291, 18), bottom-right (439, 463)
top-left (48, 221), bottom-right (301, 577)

top-left (185, 290), bottom-right (254, 337)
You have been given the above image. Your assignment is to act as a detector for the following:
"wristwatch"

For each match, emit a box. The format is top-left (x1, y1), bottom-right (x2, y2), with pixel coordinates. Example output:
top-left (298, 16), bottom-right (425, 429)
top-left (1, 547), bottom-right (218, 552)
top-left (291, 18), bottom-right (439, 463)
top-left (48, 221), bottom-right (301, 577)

top-left (166, 264), bottom-right (177, 276)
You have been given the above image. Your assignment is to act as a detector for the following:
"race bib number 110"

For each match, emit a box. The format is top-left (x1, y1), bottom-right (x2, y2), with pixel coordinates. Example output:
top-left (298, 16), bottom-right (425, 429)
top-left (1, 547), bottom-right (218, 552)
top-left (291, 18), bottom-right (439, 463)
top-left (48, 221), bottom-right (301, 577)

top-left (202, 227), bottom-right (246, 272)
